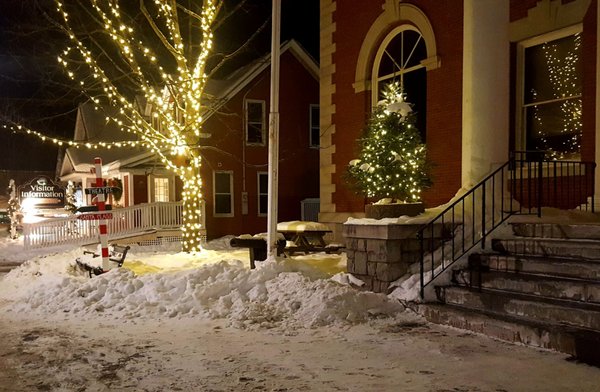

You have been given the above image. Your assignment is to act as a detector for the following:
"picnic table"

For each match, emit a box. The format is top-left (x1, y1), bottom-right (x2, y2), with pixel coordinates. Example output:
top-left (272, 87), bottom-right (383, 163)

top-left (229, 221), bottom-right (344, 268)
top-left (277, 221), bottom-right (344, 256)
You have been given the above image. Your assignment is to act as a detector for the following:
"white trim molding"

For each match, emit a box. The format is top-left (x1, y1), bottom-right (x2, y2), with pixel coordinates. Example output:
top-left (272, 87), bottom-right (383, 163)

top-left (354, 1), bottom-right (439, 94)
top-left (319, 0), bottom-right (337, 216)
top-left (509, 0), bottom-right (592, 42)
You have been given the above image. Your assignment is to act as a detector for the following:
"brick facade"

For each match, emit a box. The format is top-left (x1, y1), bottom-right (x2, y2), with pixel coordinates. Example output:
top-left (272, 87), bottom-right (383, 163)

top-left (329, 0), bottom-right (464, 212)
top-left (324, 0), bottom-right (597, 220)
top-left (202, 49), bottom-right (320, 239)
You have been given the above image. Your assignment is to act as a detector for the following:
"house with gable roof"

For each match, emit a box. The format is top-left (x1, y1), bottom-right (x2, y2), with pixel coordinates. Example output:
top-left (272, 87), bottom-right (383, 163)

top-left (59, 39), bottom-right (320, 240)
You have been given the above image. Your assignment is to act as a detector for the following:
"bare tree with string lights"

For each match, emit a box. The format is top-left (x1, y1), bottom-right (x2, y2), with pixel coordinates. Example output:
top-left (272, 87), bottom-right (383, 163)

top-left (1, 0), bottom-right (269, 252)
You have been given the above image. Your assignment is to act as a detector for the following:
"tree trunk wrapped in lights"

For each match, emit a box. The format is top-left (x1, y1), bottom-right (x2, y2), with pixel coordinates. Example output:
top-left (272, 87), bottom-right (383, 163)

top-left (46, 0), bottom-right (223, 252)
top-left (347, 82), bottom-right (432, 204)
top-left (179, 158), bottom-right (204, 252)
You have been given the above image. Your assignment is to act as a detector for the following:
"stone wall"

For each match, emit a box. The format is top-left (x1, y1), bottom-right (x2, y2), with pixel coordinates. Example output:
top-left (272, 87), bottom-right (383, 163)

top-left (344, 222), bottom-right (451, 293)
top-left (344, 223), bottom-right (422, 293)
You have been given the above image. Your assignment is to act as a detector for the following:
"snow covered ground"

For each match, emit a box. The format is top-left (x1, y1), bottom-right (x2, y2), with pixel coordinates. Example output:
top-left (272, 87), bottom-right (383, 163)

top-left (0, 232), bottom-right (599, 391)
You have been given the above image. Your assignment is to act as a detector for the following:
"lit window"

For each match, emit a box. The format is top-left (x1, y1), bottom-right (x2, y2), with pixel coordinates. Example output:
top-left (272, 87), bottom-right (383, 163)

top-left (309, 105), bottom-right (320, 148)
top-left (258, 172), bottom-right (268, 215)
top-left (245, 99), bottom-right (265, 145)
top-left (214, 171), bottom-right (233, 216)
top-left (154, 178), bottom-right (169, 202)
top-left (518, 28), bottom-right (582, 160)
top-left (372, 27), bottom-right (427, 141)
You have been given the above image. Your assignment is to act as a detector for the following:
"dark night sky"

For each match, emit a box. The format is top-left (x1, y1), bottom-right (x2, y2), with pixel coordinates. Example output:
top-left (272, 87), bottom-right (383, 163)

top-left (0, 0), bottom-right (319, 172)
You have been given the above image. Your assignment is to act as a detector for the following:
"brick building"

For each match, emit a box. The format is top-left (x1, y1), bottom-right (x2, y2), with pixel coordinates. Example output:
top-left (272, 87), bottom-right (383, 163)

top-left (59, 40), bottom-right (320, 240)
top-left (319, 0), bottom-right (598, 237)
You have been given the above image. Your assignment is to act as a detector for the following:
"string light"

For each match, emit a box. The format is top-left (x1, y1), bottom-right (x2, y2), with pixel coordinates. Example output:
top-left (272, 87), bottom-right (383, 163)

top-left (530, 33), bottom-right (582, 159)
top-left (3, 0), bottom-right (221, 253)
top-left (1, 123), bottom-right (142, 149)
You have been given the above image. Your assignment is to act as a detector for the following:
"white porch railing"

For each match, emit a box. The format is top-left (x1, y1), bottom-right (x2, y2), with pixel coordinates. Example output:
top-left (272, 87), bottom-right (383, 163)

top-left (23, 202), bottom-right (186, 249)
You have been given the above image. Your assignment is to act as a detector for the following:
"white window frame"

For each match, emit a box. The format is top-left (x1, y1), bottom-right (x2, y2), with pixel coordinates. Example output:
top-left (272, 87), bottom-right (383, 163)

top-left (515, 24), bottom-right (582, 155)
top-left (245, 99), bottom-right (266, 145)
top-left (153, 177), bottom-right (170, 202)
top-left (309, 104), bottom-right (320, 148)
top-left (371, 25), bottom-right (427, 107)
top-left (257, 172), bottom-right (268, 216)
top-left (213, 171), bottom-right (234, 217)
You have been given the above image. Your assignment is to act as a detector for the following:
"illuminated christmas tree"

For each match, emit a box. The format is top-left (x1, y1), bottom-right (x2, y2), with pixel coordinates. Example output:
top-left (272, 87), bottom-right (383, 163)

top-left (347, 82), bottom-right (431, 203)
top-left (6, 179), bottom-right (22, 239)
top-left (64, 181), bottom-right (77, 213)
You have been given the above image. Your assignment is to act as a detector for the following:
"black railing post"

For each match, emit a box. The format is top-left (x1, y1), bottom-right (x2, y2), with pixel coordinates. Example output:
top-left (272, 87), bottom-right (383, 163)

top-left (554, 161), bottom-right (558, 208)
top-left (537, 152), bottom-right (543, 218)
top-left (593, 163), bottom-right (597, 213)
top-left (481, 184), bottom-right (486, 249)
top-left (419, 231), bottom-right (424, 299)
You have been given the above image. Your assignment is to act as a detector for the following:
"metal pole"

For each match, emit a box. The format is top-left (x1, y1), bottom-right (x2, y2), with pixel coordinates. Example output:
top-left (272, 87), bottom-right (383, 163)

top-left (267, 0), bottom-right (281, 257)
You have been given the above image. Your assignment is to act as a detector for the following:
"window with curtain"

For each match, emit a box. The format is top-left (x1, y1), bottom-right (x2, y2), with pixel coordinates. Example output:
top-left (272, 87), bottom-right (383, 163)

top-left (154, 178), bottom-right (169, 202)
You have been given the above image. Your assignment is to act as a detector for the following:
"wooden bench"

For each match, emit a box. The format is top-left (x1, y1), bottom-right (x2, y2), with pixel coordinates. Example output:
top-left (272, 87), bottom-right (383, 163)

top-left (75, 244), bottom-right (131, 278)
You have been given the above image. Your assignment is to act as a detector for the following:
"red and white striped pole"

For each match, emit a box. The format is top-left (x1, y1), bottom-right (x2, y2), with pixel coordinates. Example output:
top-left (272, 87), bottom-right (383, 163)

top-left (94, 157), bottom-right (110, 270)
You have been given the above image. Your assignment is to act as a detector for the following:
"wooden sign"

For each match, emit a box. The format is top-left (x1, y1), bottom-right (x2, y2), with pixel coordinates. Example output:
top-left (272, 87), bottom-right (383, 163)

top-left (85, 186), bottom-right (115, 195)
top-left (77, 212), bottom-right (113, 221)
top-left (18, 176), bottom-right (66, 208)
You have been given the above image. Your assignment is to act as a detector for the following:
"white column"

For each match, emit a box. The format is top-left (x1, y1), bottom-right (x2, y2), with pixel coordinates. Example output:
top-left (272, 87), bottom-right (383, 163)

top-left (462, 0), bottom-right (510, 188)
top-left (595, 0), bottom-right (600, 208)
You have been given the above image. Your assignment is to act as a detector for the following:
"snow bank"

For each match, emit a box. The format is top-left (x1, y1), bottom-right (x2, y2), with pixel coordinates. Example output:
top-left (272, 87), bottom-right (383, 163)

top-left (0, 247), bottom-right (404, 331)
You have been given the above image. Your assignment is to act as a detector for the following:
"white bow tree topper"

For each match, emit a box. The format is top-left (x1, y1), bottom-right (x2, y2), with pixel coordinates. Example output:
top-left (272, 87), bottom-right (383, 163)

top-left (53, 0), bottom-right (227, 252)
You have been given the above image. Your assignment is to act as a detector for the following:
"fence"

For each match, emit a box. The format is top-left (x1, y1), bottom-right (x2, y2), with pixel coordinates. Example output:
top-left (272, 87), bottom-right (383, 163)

top-left (418, 151), bottom-right (596, 299)
top-left (23, 202), bottom-right (185, 249)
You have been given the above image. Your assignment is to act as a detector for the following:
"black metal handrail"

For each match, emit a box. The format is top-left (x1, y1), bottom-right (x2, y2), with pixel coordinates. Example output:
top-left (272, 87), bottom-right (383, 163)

top-left (418, 151), bottom-right (596, 299)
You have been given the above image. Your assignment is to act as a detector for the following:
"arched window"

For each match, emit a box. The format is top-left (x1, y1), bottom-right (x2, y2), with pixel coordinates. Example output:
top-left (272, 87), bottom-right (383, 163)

top-left (372, 26), bottom-right (428, 141)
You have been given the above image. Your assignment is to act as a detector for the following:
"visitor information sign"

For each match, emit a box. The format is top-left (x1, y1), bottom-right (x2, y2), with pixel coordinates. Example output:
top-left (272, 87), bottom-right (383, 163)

top-left (18, 177), bottom-right (65, 208)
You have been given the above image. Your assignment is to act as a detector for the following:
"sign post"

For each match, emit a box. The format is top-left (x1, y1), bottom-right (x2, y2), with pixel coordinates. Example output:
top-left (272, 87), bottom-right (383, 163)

top-left (93, 157), bottom-right (110, 270)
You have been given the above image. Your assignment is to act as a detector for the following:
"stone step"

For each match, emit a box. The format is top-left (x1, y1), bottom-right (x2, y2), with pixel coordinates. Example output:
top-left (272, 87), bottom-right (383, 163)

top-left (454, 269), bottom-right (600, 304)
top-left (471, 253), bottom-right (600, 280)
top-left (0, 262), bottom-right (23, 273)
top-left (418, 303), bottom-right (600, 366)
top-left (491, 238), bottom-right (600, 260)
top-left (439, 286), bottom-right (600, 330)
top-left (510, 222), bottom-right (600, 240)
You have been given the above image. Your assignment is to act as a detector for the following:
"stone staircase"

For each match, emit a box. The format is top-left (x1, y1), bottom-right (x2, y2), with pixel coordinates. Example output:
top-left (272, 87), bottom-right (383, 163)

top-left (419, 221), bottom-right (600, 366)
